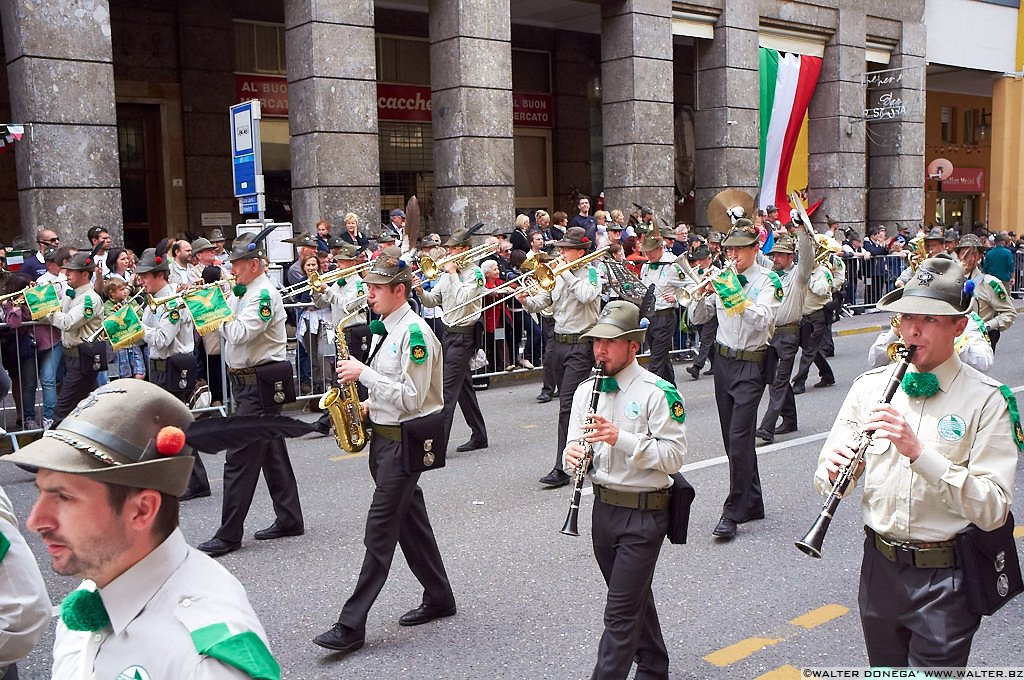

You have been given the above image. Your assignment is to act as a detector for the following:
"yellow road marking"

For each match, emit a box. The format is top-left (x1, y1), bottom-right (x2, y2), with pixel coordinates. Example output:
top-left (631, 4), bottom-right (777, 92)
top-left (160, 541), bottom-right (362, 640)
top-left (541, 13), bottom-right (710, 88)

top-left (756, 665), bottom-right (802, 680)
top-left (836, 325), bottom-right (885, 337)
top-left (329, 452), bottom-right (369, 462)
top-left (705, 604), bottom-right (850, 668)
top-left (1014, 525), bottom-right (1024, 539)
top-left (704, 636), bottom-right (784, 667)
top-left (789, 604), bottom-right (848, 629)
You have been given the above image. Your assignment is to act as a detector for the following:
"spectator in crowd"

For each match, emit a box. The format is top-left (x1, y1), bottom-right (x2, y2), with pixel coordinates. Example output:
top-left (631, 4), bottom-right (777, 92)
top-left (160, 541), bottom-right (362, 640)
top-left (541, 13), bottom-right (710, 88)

top-left (22, 228), bottom-right (60, 281)
top-left (510, 213), bottom-right (532, 253)
top-left (569, 196), bottom-right (597, 245)
top-left (480, 260), bottom-right (509, 372)
top-left (841, 232), bottom-right (870, 308)
top-left (339, 213), bottom-right (371, 257)
top-left (105, 247), bottom-right (134, 284)
top-left (594, 210), bottom-right (611, 249)
top-left (87, 226), bottom-right (112, 279)
top-left (984, 231), bottom-right (1015, 288)
top-left (296, 253), bottom-right (329, 396)
top-left (315, 219), bottom-right (332, 253)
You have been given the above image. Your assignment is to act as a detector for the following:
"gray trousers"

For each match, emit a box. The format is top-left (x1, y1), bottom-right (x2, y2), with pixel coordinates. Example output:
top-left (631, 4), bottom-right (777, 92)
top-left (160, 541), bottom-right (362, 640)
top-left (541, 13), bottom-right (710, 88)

top-left (591, 501), bottom-right (670, 680)
top-left (439, 330), bottom-right (487, 444)
top-left (713, 354), bottom-right (766, 521)
top-left (550, 340), bottom-right (595, 470)
top-left (859, 536), bottom-right (981, 667)
top-left (692, 317), bottom-right (718, 370)
top-left (758, 331), bottom-right (799, 432)
top-left (645, 313), bottom-right (675, 385)
top-left (338, 435), bottom-right (454, 630)
top-left (152, 360), bottom-right (209, 494)
top-left (52, 350), bottom-right (99, 426)
top-left (540, 315), bottom-right (556, 396)
top-left (214, 381), bottom-right (303, 544)
top-left (792, 309), bottom-right (835, 387)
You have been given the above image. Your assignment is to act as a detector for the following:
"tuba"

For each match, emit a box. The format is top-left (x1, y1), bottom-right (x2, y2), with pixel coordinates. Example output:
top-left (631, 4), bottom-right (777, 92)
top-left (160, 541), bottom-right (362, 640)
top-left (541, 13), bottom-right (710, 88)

top-left (318, 309), bottom-right (369, 453)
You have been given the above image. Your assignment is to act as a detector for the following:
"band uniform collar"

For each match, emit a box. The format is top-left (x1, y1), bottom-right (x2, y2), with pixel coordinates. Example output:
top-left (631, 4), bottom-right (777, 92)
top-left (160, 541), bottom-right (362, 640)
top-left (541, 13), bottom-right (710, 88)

top-left (906, 352), bottom-right (961, 395)
top-left (381, 301), bottom-right (413, 335)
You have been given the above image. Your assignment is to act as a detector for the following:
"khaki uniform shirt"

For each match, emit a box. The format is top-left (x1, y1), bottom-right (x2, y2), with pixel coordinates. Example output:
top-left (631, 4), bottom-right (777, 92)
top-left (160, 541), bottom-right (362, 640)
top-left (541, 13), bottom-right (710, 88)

top-left (0, 486), bottom-right (51, 669)
top-left (359, 302), bottom-right (443, 427)
top-left (50, 283), bottom-right (104, 348)
top-left (814, 353), bottom-right (1017, 542)
top-left (417, 264), bottom-right (484, 327)
top-left (640, 254), bottom-right (687, 312)
top-left (829, 255), bottom-right (846, 291)
top-left (965, 266), bottom-right (1016, 332)
top-left (52, 530), bottom-right (276, 680)
top-left (774, 229), bottom-right (815, 326)
top-left (688, 262), bottom-right (779, 351)
top-left (522, 265), bottom-right (601, 335)
top-left (142, 283), bottom-right (195, 359)
top-left (802, 264), bottom-right (835, 315)
top-left (313, 276), bottom-right (367, 327)
top-left (219, 273), bottom-right (286, 369)
top-left (562, 360), bottom-right (685, 493)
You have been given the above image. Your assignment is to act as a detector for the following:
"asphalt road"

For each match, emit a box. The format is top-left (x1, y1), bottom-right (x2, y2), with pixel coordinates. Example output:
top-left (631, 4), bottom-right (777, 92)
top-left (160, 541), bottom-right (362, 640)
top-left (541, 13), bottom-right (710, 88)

top-left (5, 312), bottom-right (1024, 679)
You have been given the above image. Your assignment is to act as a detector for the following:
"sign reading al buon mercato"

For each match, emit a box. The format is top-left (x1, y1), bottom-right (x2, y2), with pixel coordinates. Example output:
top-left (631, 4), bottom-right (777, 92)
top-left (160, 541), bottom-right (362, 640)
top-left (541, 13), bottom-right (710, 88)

top-left (234, 74), bottom-right (554, 128)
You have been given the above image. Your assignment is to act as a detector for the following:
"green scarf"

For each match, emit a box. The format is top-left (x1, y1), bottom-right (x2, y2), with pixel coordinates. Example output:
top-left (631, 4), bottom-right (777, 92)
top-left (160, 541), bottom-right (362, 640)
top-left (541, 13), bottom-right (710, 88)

top-left (598, 377), bottom-right (619, 392)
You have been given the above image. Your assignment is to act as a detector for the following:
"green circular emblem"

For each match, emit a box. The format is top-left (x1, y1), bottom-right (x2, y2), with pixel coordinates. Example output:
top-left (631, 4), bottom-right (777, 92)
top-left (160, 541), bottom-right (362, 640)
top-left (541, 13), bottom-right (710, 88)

top-left (412, 346), bottom-right (426, 360)
top-left (118, 666), bottom-right (151, 680)
top-left (624, 400), bottom-right (642, 420)
top-left (169, 310), bottom-right (180, 323)
top-left (672, 401), bottom-right (685, 419)
top-left (258, 304), bottom-right (272, 321)
top-left (937, 414), bottom-right (966, 441)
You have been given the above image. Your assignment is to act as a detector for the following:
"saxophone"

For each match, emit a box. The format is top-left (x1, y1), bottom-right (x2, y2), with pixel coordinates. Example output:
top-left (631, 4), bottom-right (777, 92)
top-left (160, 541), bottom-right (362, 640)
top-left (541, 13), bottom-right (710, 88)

top-left (318, 309), bottom-right (368, 453)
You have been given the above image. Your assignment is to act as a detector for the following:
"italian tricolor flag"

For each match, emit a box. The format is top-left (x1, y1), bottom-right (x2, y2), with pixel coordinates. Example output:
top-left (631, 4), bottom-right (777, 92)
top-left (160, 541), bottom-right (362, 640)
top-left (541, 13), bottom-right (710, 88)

top-left (758, 48), bottom-right (822, 212)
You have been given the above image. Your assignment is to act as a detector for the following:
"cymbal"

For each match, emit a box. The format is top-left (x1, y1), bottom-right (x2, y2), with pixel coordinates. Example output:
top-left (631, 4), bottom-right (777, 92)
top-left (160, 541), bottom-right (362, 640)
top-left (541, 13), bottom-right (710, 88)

top-left (707, 189), bottom-right (754, 233)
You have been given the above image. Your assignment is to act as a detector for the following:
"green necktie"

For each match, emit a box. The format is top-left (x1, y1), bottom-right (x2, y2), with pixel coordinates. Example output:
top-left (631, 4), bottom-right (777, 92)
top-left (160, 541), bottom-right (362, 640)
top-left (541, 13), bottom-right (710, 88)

top-left (737, 274), bottom-right (748, 287)
top-left (599, 377), bottom-right (619, 393)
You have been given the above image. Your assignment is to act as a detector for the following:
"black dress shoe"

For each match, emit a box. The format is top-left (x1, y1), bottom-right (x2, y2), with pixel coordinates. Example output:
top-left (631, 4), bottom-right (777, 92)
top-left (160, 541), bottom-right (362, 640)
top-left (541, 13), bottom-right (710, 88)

top-left (455, 439), bottom-right (488, 453)
top-left (712, 517), bottom-right (737, 539)
top-left (536, 393), bottom-right (552, 403)
top-left (774, 422), bottom-right (798, 435)
top-left (254, 523), bottom-right (305, 540)
top-left (791, 382), bottom-right (806, 395)
top-left (539, 469), bottom-right (571, 488)
top-left (179, 487), bottom-right (211, 502)
top-left (704, 367), bottom-right (714, 375)
top-left (736, 512), bottom-right (765, 524)
top-left (814, 378), bottom-right (836, 388)
top-left (686, 365), bottom-right (701, 380)
top-left (398, 602), bottom-right (457, 627)
top-left (312, 623), bottom-right (365, 653)
top-left (754, 428), bottom-right (774, 444)
top-left (197, 537), bottom-right (241, 557)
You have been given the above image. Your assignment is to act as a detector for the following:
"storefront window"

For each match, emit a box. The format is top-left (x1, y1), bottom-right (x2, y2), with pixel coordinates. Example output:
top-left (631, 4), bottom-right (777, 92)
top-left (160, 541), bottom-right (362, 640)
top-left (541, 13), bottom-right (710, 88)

top-left (377, 36), bottom-right (430, 85)
top-left (234, 20), bottom-right (287, 75)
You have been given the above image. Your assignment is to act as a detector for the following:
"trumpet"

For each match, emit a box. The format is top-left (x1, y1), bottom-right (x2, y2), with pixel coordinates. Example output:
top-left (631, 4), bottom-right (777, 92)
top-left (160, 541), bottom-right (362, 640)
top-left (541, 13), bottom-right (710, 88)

top-left (795, 345), bottom-right (916, 558)
top-left (418, 242), bottom-right (498, 281)
top-left (674, 256), bottom-right (737, 305)
top-left (439, 246), bottom-right (610, 326)
top-left (279, 261), bottom-right (373, 299)
top-left (147, 277), bottom-right (235, 312)
top-left (560, 363), bottom-right (605, 537)
top-left (0, 290), bottom-right (26, 307)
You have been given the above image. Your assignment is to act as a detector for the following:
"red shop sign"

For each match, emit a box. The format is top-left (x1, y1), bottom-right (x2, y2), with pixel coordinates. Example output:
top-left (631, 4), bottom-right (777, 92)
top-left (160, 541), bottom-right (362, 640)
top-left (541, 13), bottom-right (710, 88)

top-left (235, 74), bottom-right (289, 117)
top-left (941, 167), bottom-right (984, 193)
top-left (513, 93), bottom-right (554, 128)
top-left (377, 84), bottom-right (433, 122)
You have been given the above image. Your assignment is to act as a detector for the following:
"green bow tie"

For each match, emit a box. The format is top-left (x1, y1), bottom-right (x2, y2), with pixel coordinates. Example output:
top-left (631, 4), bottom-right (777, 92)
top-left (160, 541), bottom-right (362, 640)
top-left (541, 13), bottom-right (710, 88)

top-left (335, 278), bottom-right (347, 287)
top-left (598, 377), bottom-right (619, 393)
top-left (61, 589), bottom-right (110, 632)
top-left (737, 274), bottom-right (748, 287)
top-left (648, 262), bottom-right (666, 270)
top-left (232, 283), bottom-right (247, 298)
top-left (368, 319), bottom-right (387, 335)
top-left (901, 372), bottom-right (939, 398)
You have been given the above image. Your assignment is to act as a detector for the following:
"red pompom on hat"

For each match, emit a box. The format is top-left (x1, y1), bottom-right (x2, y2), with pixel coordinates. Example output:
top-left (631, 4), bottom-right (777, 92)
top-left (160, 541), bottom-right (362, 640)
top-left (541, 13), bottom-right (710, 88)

top-left (582, 236), bottom-right (589, 243)
top-left (155, 426), bottom-right (186, 456)
top-left (154, 256), bottom-right (162, 264)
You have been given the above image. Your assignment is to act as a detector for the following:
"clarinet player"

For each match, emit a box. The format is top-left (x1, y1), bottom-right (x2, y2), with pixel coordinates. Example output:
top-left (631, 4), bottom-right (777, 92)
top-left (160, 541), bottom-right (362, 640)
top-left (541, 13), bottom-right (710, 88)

top-left (563, 301), bottom-right (686, 679)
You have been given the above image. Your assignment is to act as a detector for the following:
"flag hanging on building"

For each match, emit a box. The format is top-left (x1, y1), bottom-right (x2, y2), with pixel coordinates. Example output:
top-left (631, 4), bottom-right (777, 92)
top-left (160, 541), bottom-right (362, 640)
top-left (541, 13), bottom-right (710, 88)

top-left (0, 124), bottom-right (24, 152)
top-left (758, 49), bottom-right (821, 213)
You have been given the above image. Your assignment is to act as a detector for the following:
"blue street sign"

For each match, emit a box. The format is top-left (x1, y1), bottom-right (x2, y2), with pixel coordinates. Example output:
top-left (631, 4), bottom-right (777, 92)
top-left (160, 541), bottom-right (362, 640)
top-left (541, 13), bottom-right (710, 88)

top-left (239, 195), bottom-right (260, 214)
top-left (230, 101), bottom-right (263, 205)
top-left (234, 153), bottom-right (256, 196)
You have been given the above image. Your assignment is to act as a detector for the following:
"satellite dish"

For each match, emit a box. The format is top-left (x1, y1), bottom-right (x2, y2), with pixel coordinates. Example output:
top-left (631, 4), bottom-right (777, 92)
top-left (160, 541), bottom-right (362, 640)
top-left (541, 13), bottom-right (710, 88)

top-left (927, 158), bottom-right (953, 181)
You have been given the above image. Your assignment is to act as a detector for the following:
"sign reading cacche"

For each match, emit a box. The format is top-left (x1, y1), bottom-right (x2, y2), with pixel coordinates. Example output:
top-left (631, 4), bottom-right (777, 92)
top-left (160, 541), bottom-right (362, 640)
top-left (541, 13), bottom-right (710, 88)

top-left (233, 74), bottom-right (553, 128)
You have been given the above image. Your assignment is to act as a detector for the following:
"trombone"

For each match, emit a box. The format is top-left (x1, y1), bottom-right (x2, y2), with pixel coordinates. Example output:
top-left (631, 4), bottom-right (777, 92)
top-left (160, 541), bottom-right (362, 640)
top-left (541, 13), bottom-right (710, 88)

top-left (440, 246), bottom-right (610, 326)
top-left (418, 242), bottom-right (499, 281)
top-left (147, 277), bottom-right (235, 312)
top-left (278, 261), bottom-right (373, 299)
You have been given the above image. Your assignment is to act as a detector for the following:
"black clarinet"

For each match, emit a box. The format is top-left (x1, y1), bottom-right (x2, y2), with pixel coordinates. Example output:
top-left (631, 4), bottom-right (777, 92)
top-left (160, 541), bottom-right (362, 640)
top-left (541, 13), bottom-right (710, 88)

top-left (560, 363), bottom-right (605, 537)
top-left (795, 345), bottom-right (916, 558)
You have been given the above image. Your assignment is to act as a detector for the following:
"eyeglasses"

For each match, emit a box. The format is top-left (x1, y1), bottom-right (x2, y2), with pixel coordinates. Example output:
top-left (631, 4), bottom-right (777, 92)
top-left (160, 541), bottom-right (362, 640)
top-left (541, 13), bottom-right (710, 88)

top-left (38, 238), bottom-right (60, 245)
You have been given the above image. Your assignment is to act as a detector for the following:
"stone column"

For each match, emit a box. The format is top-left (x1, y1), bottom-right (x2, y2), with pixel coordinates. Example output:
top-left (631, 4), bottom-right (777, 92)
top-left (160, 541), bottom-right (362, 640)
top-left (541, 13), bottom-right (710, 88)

top-left (866, 22), bottom-right (926, 233)
top-left (988, 75), bottom-right (1024, 231)
top-left (600, 0), bottom-right (674, 223)
top-left (3, 0), bottom-right (122, 244)
top-left (693, 0), bottom-right (760, 228)
top-left (429, 0), bottom-right (514, 234)
top-left (808, 7), bottom-right (866, 233)
top-left (285, 0), bottom-right (379, 232)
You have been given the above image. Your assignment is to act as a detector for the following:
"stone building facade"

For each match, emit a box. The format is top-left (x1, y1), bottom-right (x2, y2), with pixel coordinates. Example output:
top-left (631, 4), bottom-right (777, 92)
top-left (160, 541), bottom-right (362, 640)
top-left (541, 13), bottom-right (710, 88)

top-left (0, 0), bottom-right (929, 251)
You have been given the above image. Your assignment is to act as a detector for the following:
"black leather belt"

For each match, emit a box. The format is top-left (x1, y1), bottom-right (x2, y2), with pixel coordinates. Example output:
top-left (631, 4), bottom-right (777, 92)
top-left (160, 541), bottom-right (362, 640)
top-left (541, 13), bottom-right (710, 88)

top-left (555, 333), bottom-right (585, 344)
top-left (654, 308), bottom-right (676, 318)
top-left (865, 527), bottom-right (956, 569)
top-left (715, 343), bottom-right (766, 363)
top-left (593, 484), bottom-right (670, 511)
top-left (445, 325), bottom-right (475, 335)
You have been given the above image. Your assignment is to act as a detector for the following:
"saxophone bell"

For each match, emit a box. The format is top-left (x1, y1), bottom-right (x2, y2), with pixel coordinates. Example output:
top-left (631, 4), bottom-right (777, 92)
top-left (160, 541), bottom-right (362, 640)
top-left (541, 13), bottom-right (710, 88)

top-left (319, 307), bottom-right (370, 453)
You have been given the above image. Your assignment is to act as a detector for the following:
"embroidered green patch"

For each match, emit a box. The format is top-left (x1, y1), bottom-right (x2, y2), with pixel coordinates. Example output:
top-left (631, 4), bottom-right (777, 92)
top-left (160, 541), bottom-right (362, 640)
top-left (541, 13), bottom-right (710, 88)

top-left (990, 279), bottom-right (1008, 302)
top-left (655, 378), bottom-right (686, 423)
top-left (0, 530), bottom-right (8, 564)
top-left (767, 271), bottom-right (783, 301)
top-left (409, 322), bottom-right (428, 364)
top-left (258, 289), bottom-right (272, 322)
top-left (588, 266), bottom-right (598, 287)
top-left (83, 296), bottom-right (94, 319)
top-left (998, 384), bottom-right (1024, 451)
top-left (167, 299), bottom-right (180, 324)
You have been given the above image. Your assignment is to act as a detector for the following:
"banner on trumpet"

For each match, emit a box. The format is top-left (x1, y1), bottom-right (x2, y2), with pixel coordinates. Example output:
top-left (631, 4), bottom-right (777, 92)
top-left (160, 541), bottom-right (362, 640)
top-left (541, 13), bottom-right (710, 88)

top-left (103, 304), bottom-right (145, 350)
top-left (184, 286), bottom-right (234, 335)
top-left (23, 282), bottom-right (60, 320)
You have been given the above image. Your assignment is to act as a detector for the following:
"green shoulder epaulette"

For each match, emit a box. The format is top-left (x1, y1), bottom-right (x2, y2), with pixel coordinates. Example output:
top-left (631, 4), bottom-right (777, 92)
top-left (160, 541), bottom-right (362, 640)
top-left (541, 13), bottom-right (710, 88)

top-left (767, 271), bottom-right (783, 301)
top-left (998, 385), bottom-right (1024, 451)
top-left (0, 530), bottom-right (9, 564)
top-left (474, 267), bottom-right (484, 287)
top-left (588, 265), bottom-right (598, 287)
top-left (258, 289), bottom-right (272, 322)
top-left (409, 322), bottom-right (428, 364)
top-left (989, 279), bottom-right (1008, 302)
top-left (655, 378), bottom-right (686, 423)
top-left (192, 623), bottom-right (281, 680)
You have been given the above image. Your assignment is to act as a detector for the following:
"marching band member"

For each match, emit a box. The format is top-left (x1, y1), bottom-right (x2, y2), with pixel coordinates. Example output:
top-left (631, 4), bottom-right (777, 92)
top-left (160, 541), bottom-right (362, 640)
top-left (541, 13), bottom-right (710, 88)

top-left (314, 248), bottom-right (455, 654)
top-left (814, 256), bottom-right (1018, 667)
top-left (756, 229), bottom-right (813, 444)
top-left (684, 243), bottom-right (719, 380)
top-left (637, 232), bottom-right (688, 385)
top-left (954, 234), bottom-right (1016, 351)
top-left (198, 227), bottom-right (304, 558)
top-left (791, 239), bottom-right (838, 395)
top-left (563, 301), bottom-right (686, 680)
top-left (688, 220), bottom-right (781, 539)
top-left (136, 247), bottom-right (208, 501)
top-left (49, 250), bottom-right (105, 426)
top-left (517, 226), bottom-right (602, 488)
top-left (415, 226), bottom-right (489, 452)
